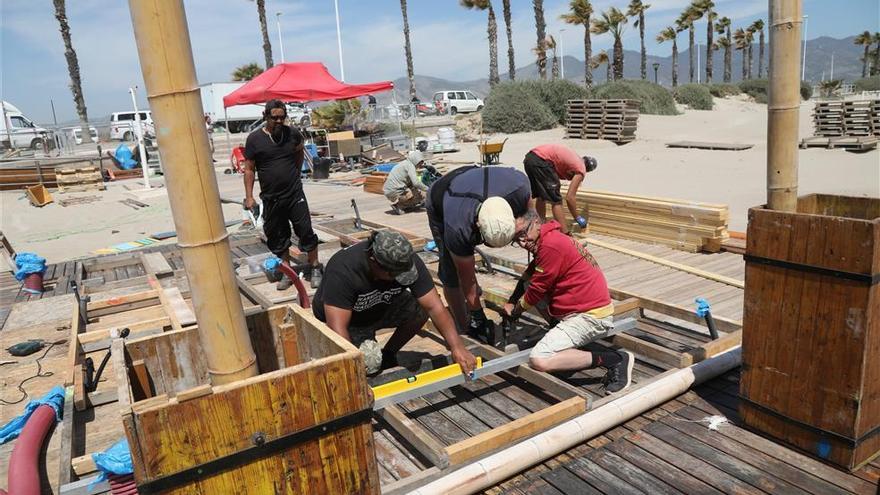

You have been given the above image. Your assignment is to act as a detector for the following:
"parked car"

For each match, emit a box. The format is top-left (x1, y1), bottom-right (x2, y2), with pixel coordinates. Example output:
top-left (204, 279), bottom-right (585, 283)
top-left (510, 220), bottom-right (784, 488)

top-left (0, 100), bottom-right (51, 150)
top-left (110, 110), bottom-right (154, 141)
top-left (67, 126), bottom-right (98, 145)
top-left (431, 90), bottom-right (484, 115)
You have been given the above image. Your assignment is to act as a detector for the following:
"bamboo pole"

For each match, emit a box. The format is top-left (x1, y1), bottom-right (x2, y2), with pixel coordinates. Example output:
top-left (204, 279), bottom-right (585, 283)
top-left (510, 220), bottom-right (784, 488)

top-left (410, 347), bottom-right (742, 495)
top-left (766, 0), bottom-right (802, 212)
top-left (128, 0), bottom-right (257, 384)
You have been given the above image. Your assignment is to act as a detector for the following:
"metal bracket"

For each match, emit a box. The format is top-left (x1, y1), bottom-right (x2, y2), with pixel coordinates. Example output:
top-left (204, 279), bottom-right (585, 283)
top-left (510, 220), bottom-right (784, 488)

top-left (744, 254), bottom-right (878, 285)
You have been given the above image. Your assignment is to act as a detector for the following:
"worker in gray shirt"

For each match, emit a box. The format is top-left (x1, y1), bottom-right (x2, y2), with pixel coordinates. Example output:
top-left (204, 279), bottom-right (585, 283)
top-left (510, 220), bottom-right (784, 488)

top-left (384, 150), bottom-right (429, 215)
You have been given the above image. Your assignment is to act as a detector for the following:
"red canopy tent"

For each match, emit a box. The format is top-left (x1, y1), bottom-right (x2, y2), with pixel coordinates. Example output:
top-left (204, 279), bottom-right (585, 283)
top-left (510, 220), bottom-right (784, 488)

top-left (222, 62), bottom-right (393, 107)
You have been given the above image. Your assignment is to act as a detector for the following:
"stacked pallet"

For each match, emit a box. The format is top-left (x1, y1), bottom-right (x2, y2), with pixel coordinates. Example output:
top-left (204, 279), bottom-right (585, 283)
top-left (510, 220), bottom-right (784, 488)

top-left (873, 100), bottom-right (880, 135)
top-left (843, 100), bottom-right (874, 136)
top-left (363, 172), bottom-right (388, 194)
top-left (812, 101), bottom-right (845, 137)
top-left (812, 99), bottom-right (880, 137)
top-left (56, 165), bottom-right (105, 193)
top-left (565, 99), bottom-right (640, 144)
top-left (556, 187), bottom-right (729, 252)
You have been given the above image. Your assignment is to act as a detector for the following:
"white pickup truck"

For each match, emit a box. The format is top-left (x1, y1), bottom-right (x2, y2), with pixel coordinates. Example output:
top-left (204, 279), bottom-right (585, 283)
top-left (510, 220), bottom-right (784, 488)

top-left (1, 101), bottom-right (51, 150)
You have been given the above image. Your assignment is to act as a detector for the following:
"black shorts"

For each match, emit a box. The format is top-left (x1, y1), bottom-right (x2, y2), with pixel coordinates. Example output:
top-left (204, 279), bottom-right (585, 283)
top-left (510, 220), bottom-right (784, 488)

top-left (348, 292), bottom-right (427, 346)
top-left (262, 190), bottom-right (319, 257)
top-left (523, 151), bottom-right (562, 203)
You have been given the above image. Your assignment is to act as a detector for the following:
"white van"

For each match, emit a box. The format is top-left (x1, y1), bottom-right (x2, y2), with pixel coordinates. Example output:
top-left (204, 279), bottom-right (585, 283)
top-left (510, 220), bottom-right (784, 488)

top-left (110, 110), bottom-right (154, 141)
top-left (431, 90), bottom-right (484, 115)
top-left (0, 101), bottom-right (51, 150)
top-left (65, 126), bottom-right (98, 145)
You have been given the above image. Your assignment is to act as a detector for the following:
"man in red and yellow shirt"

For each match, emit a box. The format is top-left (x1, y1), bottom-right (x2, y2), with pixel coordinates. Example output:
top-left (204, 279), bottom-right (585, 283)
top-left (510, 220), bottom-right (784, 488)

top-left (503, 211), bottom-right (633, 394)
top-left (524, 144), bottom-right (597, 234)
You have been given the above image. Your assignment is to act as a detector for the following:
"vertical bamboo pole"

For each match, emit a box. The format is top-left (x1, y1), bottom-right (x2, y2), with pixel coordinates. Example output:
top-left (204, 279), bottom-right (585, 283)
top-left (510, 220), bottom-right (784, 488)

top-left (128, 0), bottom-right (257, 384)
top-left (766, 0), bottom-right (802, 212)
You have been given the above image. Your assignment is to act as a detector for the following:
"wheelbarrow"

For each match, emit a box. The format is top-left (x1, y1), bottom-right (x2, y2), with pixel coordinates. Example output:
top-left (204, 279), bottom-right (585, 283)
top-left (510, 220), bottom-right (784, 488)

top-left (477, 137), bottom-right (508, 165)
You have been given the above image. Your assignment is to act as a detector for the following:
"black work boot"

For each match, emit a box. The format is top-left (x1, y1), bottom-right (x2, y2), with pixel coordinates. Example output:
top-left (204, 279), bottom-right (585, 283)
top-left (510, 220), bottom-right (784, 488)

top-left (602, 350), bottom-right (634, 395)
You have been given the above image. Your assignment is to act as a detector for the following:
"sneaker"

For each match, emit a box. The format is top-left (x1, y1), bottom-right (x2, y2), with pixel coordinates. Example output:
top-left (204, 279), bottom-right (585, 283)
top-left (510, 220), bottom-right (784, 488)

top-left (380, 349), bottom-right (399, 371)
top-left (390, 205), bottom-right (403, 216)
top-left (602, 350), bottom-right (634, 395)
top-left (276, 274), bottom-right (293, 291)
top-left (309, 263), bottom-right (323, 289)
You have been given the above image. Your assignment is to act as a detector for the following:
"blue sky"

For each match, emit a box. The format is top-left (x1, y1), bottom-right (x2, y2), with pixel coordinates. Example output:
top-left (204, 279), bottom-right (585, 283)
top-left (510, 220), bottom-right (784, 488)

top-left (1, 0), bottom-right (877, 123)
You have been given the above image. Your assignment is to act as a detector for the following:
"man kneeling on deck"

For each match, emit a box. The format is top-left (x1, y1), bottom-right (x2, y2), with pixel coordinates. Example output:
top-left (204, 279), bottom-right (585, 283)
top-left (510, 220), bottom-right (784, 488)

top-left (384, 150), bottom-right (429, 215)
top-left (313, 230), bottom-right (477, 377)
top-left (502, 211), bottom-right (633, 394)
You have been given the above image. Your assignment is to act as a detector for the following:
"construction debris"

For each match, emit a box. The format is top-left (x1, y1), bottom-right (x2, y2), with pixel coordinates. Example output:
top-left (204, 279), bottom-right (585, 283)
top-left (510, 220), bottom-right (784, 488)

top-left (58, 195), bottom-right (100, 207)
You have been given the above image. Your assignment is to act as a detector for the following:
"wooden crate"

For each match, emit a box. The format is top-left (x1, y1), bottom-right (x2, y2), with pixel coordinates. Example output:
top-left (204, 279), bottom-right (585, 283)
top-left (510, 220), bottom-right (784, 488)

top-left (363, 172), bottom-right (387, 194)
top-left (112, 304), bottom-right (380, 493)
top-left (740, 194), bottom-right (880, 471)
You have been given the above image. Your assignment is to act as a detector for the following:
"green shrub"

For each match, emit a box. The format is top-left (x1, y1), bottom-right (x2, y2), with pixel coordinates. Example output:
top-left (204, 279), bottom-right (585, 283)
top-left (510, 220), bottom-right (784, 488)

top-left (738, 79), bottom-right (812, 103)
top-left (518, 80), bottom-right (591, 124)
top-left (673, 84), bottom-right (714, 110)
top-left (705, 83), bottom-right (741, 97)
top-left (854, 76), bottom-right (880, 92)
top-left (591, 80), bottom-right (679, 115)
top-left (482, 83), bottom-right (558, 133)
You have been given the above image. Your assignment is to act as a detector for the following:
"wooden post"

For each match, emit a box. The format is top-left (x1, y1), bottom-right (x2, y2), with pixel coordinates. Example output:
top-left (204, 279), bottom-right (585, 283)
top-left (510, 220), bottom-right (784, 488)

top-left (127, 0), bottom-right (257, 384)
top-left (766, 0), bottom-right (802, 212)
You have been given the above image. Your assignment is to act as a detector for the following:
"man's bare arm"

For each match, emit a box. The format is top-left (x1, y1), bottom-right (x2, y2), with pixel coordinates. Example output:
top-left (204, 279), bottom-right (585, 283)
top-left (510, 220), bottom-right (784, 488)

top-left (566, 173), bottom-right (584, 220)
top-left (243, 159), bottom-right (256, 208)
top-left (452, 254), bottom-right (482, 311)
top-left (323, 304), bottom-right (353, 342)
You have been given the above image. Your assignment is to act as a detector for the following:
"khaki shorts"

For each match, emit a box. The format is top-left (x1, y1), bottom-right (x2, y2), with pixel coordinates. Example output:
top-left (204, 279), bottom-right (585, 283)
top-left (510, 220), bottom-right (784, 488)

top-left (530, 312), bottom-right (614, 360)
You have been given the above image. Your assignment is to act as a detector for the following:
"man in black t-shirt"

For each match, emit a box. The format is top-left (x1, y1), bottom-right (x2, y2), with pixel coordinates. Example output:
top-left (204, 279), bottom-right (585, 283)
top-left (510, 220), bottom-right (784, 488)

top-left (313, 230), bottom-right (476, 376)
top-left (244, 100), bottom-right (322, 289)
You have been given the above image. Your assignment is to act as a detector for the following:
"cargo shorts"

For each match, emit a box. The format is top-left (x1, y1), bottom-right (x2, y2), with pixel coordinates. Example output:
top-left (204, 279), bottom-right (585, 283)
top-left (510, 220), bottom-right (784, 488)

top-left (530, 312), bottom-right (614, 359)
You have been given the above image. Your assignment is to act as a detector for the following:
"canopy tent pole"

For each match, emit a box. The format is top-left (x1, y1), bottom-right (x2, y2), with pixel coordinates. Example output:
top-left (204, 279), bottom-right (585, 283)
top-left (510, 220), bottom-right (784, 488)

top-left (224, 106), bottom-right (231, 154)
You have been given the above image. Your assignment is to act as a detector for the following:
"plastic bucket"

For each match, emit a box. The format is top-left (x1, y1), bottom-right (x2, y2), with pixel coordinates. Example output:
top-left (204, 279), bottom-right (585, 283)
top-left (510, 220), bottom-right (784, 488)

top-left (23, 272), bottom-right (44, 294)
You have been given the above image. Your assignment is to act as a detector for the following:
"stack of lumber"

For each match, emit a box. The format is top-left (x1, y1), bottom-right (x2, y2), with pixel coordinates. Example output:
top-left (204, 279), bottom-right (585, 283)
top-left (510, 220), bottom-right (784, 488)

top-left (811, 99), bottom-right (880, 137)
top-left (565, 99), bottom-right (640, 144)
top-left (873, 99), bottom-right (880, 135)
top-left (556, 186), bottom-right (730, 252)
top-left (363, 172), bottom-right (388, 194)
top-left (361, 142), bottom-right (405, 165)
top-left (56, 165), bottom-right (105, 193)
top-left (812, 101), bottom-right (845, 137)
top-left (842, 100), bottom-right (874, 136)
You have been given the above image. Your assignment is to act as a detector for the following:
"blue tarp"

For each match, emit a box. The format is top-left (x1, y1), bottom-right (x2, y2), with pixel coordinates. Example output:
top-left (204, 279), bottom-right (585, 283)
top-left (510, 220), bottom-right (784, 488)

top-left (114, 143), bottom-right (137, 170)
top-left (92, 438), bottom-right (133, 484)
top-left (14, 252), bottom-right (46, 281)
top-left (0, 385), bottom-right (64, 444)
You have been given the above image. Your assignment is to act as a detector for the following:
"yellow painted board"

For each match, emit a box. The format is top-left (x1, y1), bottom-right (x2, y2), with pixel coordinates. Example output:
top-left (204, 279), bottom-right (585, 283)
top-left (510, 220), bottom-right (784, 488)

top-left (372, 357), bottom-right (482, 400)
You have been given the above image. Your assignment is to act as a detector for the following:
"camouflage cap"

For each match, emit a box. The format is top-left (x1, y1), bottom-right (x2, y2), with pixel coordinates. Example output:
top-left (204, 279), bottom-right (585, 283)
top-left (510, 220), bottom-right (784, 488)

top-left (371, 230), bottom-right (419, 285)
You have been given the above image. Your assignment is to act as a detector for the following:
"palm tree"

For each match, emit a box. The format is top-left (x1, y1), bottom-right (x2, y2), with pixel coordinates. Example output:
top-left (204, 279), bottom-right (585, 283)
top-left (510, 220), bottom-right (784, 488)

top-left (547, 36), bottom-right (560, 79)
top-left (400, 0), bottom-right (417, 99)
top-left (626, 0), bottom-right (651, 80)
top-left (502, 0), bottom-right (515, 79)
top-left (52, 0), bottom-right (91, 143)
top-left (657, 26), bottom-right (679, 87)
top-left (533, 0), bottom-right (548, 79)
top-left (854, 31), bottom-right (873, 78)
top-left (462, 1), bottom-right (500, 86)
top-left (591, 7), bottom-right (628, 80)
top-left (232, 63), bottom-right (264, 81)
top-left (561, 0), bottom-right (594, 88)
top-left (745, 27), bottom-right (755, 79)
top-left (750, 19), bottom-right (765, 78)
top-left (873, 32), bottom-right (880, 76)
top-left (251, 0), bottom-right (273, 69)
top-left (591, 50), bottom-right (611, 82)
top-left (676, 6), bottom-right (700, 83)
top-left (734, 27), bottom-right (749, 80)
top-left (693, 0), bottom-right (715, 82)
top-left (715, 16), bottom-right (732, 82)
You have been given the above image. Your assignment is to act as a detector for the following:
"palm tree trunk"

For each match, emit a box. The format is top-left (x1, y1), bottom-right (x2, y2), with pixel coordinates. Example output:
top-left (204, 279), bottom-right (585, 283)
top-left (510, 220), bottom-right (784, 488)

top-left (502, 0), bottom-right (515, 80)
top-left (672, 40), bottom-right (679, 87)
top-left (584, 22), bottom-right (593, 88)
top-left (758, 31), bottom-right (765, 78)
top-left (552, 55), bottom-right (560, 79)
top-left (488, 3), bottom-right (500, 85)
top-left (256, 0), bottom-right (273, 69)
top-left (613, 37), bottom-right (624, 80)
top-left (724, 29), bottom-right (732, 82)
top-left (53, 0), bottom-right (91, 142)
top-left (689, 26), bottom-right (695, 83)
top-left (400, 0), bottom-right (417, 99)
top-left (874, 40), bottom-right (880, 76)
top-left (706, 20), bottom-right (714, 83)
top-left (747, 43), bottom-right (753, 79)
top-left (606, 61), bottom-right (612, 82)
top-left (863, 44), bottom-right (870, 78)
top-left (741, 48), bottom-right (748, 80)
top-left (533, 0), bottom-right (547, 79)
top-left (639, 13), bottom-right (646, 79)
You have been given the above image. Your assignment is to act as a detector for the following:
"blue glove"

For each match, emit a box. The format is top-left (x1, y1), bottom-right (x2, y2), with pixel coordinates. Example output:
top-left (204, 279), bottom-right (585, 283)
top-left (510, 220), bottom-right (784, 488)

top-left (575, 216), bottom-right (588, 228)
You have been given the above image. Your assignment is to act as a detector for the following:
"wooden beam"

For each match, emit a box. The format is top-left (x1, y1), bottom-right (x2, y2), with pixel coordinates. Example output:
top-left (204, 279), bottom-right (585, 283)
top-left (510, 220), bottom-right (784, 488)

top-left (57, 386), bottom-right (76, 488)
top-left (236, 274), bottom-right (275, 309)
top-left (379, 405), bottom-right (450, 468)
top-left (71, 454), bottom-right (97, 476)
top-left (688, 328), bottom-right (742, 362)
top-left (443, 396), bottom-right (586, 465)
top-left (612, 333), bottom-right (693, 369)
top-left (86, 389), bottom-right (118, 408)
top-left (148, 275), bottom-right (196, 329)
top-left (86, 289), bottom-right (158, 312)
top-left (139, 252), bottom-right (173, 278)
top-left (607, 287), bottom-right (741, 334)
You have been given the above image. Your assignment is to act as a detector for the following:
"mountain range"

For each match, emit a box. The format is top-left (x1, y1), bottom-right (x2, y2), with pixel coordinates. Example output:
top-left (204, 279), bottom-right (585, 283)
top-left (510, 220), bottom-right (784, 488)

top-left (380, 36), bottom-right (873, 102)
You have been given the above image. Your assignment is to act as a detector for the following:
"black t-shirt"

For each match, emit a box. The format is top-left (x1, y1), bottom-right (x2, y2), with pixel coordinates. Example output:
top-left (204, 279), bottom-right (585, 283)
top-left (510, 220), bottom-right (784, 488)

top-left (243, 125), bottom-right (305, 201)
top-left (313, 242), bottom-right (434, 327)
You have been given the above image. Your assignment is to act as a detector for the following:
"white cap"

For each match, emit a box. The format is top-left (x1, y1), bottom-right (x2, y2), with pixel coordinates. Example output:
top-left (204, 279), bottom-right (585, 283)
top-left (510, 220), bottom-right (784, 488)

top-left (478, 197), bottom-right (516, 247)
top-left (407, 150), bottom-right (425, 165)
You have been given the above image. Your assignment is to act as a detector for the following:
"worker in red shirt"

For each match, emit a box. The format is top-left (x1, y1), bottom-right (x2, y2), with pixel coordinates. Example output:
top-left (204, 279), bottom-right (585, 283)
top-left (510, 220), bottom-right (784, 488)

top-left (523, 144), bottom-right (597, 234)
top-left (502, 210), bottom-right (633, 395)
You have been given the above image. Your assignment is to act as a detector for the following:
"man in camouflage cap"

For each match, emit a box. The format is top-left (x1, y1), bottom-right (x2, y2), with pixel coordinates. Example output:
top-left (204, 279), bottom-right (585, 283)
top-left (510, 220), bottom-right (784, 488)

top-left (313, 230), bottom-right (476, 376)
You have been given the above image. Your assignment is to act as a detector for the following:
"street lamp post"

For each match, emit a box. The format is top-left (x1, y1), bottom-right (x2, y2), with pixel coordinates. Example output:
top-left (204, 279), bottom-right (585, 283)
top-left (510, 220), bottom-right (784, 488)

top-left (559, 28), bottom-right (566, 79)
top-left (652, 62), bottom-right (660, 84)
top-left (333, 0), bottom-right (346, 81)
top-left (275, 12), bottom-right (284, 63)
top-left (801, 14), bottom-right (808, 81)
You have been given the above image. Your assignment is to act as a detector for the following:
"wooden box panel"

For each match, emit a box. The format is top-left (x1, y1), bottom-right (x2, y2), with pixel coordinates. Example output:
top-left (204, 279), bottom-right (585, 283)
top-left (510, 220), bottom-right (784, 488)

top-left (115, 305), bottom-right (380, 494)
top-left (741, 194), bottom-right (880, 470)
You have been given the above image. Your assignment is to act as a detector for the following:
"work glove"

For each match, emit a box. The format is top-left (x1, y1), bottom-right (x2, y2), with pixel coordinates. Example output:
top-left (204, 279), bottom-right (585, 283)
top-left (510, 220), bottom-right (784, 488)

top-left (575, 216), bottom-right (588, 228)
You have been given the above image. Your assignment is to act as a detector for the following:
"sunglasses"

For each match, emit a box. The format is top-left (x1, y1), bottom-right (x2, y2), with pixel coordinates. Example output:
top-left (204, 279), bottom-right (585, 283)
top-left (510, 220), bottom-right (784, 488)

top-left (268, 115), bottom-right (287, 121)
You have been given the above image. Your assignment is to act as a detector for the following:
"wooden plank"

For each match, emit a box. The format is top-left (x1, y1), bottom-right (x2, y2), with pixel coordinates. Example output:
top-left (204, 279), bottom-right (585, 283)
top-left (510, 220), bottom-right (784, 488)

top-left (71, 454), bottom-right (97, 476)
top-left (444, 397), bottom-right (586, 465)
top-left (541, 467), bottom-right (601, 495)
top-left (605, 437), bottom-right (724, 494)
top-left (379, 405), bottom-right (450, 468)
top-left (564, 457), bottom-right (643, 495)
top-left (585, 448), bottom-right (682, 495)
top-left (86, 289), bottom-right (158, 311)
top-left (139, 252), bottom-right (173, 278)
top-left (236, 274), bottom-right (275, 309)
top-left (612, 333), bottom-right (693, 368)
top-left (57, 386), bottom-right (76, 487)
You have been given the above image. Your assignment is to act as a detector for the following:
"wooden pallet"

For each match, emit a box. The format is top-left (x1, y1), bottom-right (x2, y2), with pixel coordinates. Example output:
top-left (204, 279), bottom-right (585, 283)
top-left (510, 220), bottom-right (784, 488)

top-left (666, 141), bottom-right (754, 151)
top-left (57, 166), bottom-right (105, 193)
top-left (799, 135), bottom-right (879, 150)
top-left (565, 99), bottom-right (640, 144)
